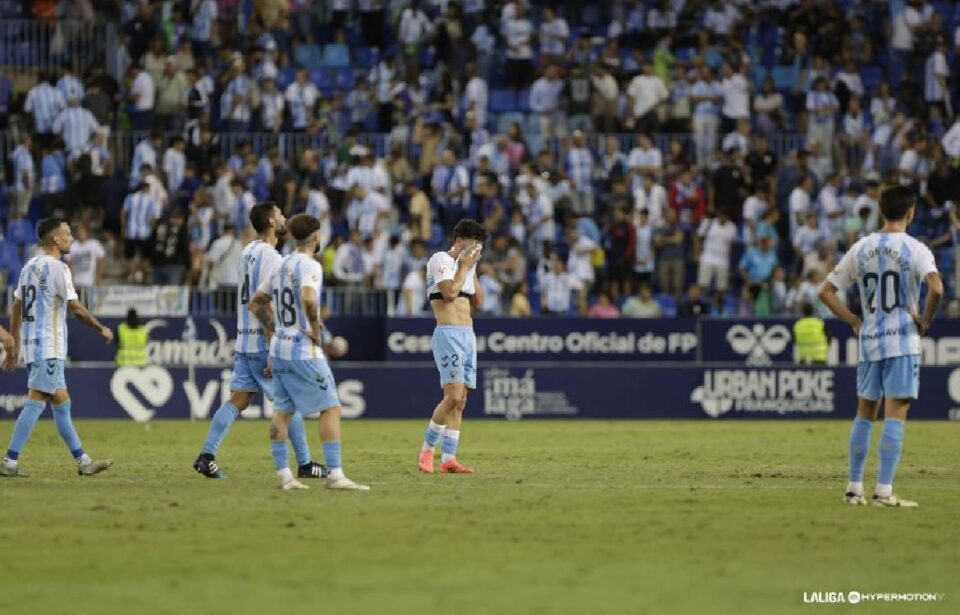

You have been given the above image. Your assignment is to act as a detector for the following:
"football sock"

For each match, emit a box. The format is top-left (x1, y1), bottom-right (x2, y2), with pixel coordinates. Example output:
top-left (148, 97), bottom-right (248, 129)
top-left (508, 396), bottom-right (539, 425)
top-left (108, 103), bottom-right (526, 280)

top-left (422, 420), bottom-right (445, 452)
top-left (847, 417), bottom-right (873, 491)
top-left (288, 412), bottom-right (311, 467)
top-left (5, 399), bottom-right (45, 462)
top-left (52, 401), bottom-right (85, 460)
top-left (270, 440), bottom-right (289, 471)
top-left (876, 419), bottom-right (905, 497)
top-left (322, 441), bottom-right (342, 474)
top-left (201, 401), bottom-right (240, 456)
top-left (441, 429), bottom-right (460, 463)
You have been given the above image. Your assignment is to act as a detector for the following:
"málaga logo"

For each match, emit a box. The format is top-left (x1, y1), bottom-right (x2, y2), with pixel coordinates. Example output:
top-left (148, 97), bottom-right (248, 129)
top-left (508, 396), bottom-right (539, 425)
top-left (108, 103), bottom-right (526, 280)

top-left (726, 324), bottom-right (791, 365)
top-left (482, 368), bottom-right (577, 420)
top-left (690, 369), bottom-right (835, 418)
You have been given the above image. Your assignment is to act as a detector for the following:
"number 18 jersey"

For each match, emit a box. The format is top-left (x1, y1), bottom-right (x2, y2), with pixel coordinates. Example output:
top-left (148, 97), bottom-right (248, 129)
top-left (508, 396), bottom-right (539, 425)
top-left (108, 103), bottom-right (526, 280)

top-left (827, 232), bottom-right (938, 362)
top-left (259, 252), bottom-right (325, 361)
top-left (236, 239), bottom-right (282, 353)
top-left (14, 255), bottom-right (78, 363)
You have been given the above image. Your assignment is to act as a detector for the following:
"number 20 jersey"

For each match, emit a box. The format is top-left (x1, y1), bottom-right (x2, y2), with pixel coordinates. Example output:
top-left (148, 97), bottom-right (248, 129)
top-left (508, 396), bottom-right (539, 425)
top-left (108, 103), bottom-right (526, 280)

top-left (259, 252), bottom-right (325, 361)
top-left (236, 239), bottom-right (283, 354)
top-left (14, 255), bottom-right (78, 363)
top-left (827, 232), bottom-right (938, 362)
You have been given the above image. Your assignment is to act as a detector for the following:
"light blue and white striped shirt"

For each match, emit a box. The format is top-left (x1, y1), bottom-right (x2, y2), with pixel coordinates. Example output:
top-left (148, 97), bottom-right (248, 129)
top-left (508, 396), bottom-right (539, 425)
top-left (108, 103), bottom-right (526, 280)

top-left (260, 90), bottom-right (285, 131)
top-left (40, 151), bottom-right (66, 193)
top-left (191, 0), bottom-right (217, 42)
top-left (284, 82), bottom-right (318, 129)
top-left (262, 253), bottom-right (327, 361)
top-left (52, 106), bottom-right (100, 155)
top-left (129, 140), bottom-right (158, 187)
top-left (56, 74), bottom-right (85, 101)
top-left (24, 83), bottom-right (66, 133)
top-left (162, 148), bottom-right (186, 194)
top-left (565, 146), bottom-right (594, 189)
top-left (11, 145), bottom-right (35, 192)
top-left (14, 255), bottom-right (78, 363)
top-left (123, 191), bottom-right (161, 240)
top-left (236, 239), bottom-right (283, 353)
top-left (221, 76), bottom-right (252, 123)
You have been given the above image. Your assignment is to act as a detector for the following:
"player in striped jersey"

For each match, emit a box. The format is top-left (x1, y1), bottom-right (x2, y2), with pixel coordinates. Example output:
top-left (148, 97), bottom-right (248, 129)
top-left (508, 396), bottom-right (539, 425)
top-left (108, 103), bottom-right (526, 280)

top-left (819, 185), bottom-right (944, 508)
top-left (2, 218), bottom-right (114, 478)
top-left (193, 203), bottom-right (326, 480)
top-left (249, 214), bottom-right (369, 491)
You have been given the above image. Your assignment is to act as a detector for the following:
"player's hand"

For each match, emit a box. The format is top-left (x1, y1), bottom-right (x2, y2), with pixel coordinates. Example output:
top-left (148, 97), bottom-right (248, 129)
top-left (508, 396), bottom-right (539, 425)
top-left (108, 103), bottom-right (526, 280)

top-left (2, 343), bottom-right (18, 371)
top-left (910, 310), bottom-right (931, 336)
top-left (460, 243), bottom-right (482, 268)
top-left (850, 319), bottom-right (862, 337)
top-left (264, 359), bottom-right (272, 379)
top-left (100, 326), bottom-right (114, 343)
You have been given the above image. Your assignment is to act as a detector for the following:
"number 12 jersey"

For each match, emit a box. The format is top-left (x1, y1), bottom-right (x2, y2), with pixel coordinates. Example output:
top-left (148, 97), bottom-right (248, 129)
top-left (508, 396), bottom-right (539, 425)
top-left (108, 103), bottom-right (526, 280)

top-left (14, 255), bottom-right (78, 363)
top-left (827, 232), bottom-right (938, 362)
top-left (258, 252), bottom-right (325, 361)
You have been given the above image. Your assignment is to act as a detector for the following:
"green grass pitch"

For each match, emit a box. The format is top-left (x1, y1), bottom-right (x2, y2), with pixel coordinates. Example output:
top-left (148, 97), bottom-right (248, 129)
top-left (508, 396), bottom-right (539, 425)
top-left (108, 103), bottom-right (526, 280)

top-left (0, 419), bottom-right (957, 615)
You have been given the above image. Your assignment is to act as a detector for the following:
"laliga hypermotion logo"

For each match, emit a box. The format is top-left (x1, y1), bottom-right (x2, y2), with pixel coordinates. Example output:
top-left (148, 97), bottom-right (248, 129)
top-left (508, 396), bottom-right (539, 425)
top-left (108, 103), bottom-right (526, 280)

top-left (726, 324), bottom-right (791, 365)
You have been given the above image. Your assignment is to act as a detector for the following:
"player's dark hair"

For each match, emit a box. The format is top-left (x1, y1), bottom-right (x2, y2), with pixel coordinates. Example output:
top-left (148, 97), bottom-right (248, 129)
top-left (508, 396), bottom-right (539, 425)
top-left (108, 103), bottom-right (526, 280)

top-left (452, 219), bottom-right (487, 243)
top-left (288, 213), bottom-right (320, 242)
top-left (249, 202), bottom-right (277, 233)
top-left (879, 185), bottom-right (915, 222)
top-left (37, 217), bottom-right (66, 242)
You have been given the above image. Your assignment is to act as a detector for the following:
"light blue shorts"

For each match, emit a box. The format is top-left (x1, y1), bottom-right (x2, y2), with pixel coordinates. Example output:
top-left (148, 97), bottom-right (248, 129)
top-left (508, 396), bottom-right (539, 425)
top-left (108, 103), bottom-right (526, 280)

top-left (230, 351), bottom-right (273, 399)
top-left (431, 325), bottom-right (477, 389)
top-left (271, 356), bottom-right (341, 415)
top-left (857, 355), bottom-right (920, 400)
top-left (27, 359), bottom-right (66, 394)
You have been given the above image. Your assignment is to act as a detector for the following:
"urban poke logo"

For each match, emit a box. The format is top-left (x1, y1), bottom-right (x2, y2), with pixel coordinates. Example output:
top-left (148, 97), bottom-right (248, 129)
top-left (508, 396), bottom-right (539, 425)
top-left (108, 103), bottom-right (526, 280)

top-left (726, 324), bottom-right (792, 365)
top-left (483, 368), bottom-right (577, 420)
top-left (691, 369), bottom-right (835, 418)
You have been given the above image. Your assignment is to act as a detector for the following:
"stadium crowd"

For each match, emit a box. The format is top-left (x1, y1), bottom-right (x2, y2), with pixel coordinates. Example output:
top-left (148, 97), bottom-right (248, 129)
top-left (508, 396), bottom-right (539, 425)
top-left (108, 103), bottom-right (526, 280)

top-left (3, 0), bottom-right (960, 318)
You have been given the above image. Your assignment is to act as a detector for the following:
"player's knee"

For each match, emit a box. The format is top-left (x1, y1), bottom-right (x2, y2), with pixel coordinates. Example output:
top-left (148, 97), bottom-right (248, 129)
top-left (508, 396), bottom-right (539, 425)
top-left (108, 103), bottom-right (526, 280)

top-left (269, 421), bottom-right (287, 441)
top-left (441, 393), bottom-right (459, 409)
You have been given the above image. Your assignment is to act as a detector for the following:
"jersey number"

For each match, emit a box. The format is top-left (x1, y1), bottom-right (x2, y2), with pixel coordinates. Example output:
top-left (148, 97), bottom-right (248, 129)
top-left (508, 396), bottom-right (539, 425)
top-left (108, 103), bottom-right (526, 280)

top-left (240, 273), bottom-right (250, 306)
top-left (862, 272), bottom-right (902, 314)
top-left (20, 285), bottom-right (37, 322)
top-left (272, 288), bottom-right (296, 327)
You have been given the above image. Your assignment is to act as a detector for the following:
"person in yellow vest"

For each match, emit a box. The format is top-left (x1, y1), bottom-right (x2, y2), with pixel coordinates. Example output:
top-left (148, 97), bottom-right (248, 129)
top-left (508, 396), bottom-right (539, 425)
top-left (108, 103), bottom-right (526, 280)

top-left (116, 308), bottom-right (149, 366)
top-left (794, 303), bottom-right (828, 364)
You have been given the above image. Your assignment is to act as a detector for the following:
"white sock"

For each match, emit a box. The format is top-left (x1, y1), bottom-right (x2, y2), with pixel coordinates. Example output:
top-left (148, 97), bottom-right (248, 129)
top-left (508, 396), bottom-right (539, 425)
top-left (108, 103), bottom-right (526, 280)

top-left (76, 453), bottom-right (92, 465)
top-left (875, 483), bottom-right (893, 498)
top-left (328, 467), bottom-right (345, 480)
top-left (441, 429), bottom-right (460, 463)
top-left (846, 481), bottom-right (864, 495)
top-left (277, 467), bottom-right (294, 483)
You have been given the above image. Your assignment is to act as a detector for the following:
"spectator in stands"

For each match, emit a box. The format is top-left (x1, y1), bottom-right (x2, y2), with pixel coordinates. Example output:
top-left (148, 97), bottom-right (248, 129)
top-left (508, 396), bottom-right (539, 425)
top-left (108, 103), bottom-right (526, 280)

top-left (529, 64), bottom-right (566, 139)
top-left (38, 139), bottom-right (67, 216)
top-left (202, 224), bottom-right (241, 291)
top-left (621, 283), bottom-right (662, 318)
top-left (806, 77), bottom-right (839, 163)
top-left (789, 174), bottom-right (815, 239)
top-left (9, 134), bottom-right (35, 219)
top-left (151, 208), bottom-right (190, 284)
top-left (588, 291), bottom-right (620, 318)
top-left (696, 211), bottom-right (737, 294)
top-left (633, 172), bottom-right (667, 229)
top-left (627, 62), bottom-right (668, 135)
top-left (720, 62), bottom-right (751, 136)
top-left (539, 7), bottom-right (569, 66)
top-left (503, 2), bottom-right (534, 90)
top-left (122, 182), bottom-right (161, 283)
top-left (678, 283), bottom-right (711, 317)
top-left (604, 207), bottom-right (635, 300)
top-left (66, 223), bottom-right (106, 290)
top-left (220, 58), bottom-right (253, 133)
top-left (738, 234), bottom-right (778, 294)
top-left (25, 73), bottom-right (66, 145)
top-left (190, 0), bottom-right (218, 61)
top-left (564, 131), bottom-right (594, 216)
top-left (710, 148), bottom-right (747, 221)
top-left (127, 64), bottom-right (156, 131)
top-left (690, 66), bottom-right (722, 167)
top-left (155, 58), bottom-right (189, 133)
top-left (633, 208), bottom-right (655, 289)
top-left (753, 76), bottom-right (784, 138)
top-left (540, 257), bottom-right (580, 316)
top-left (334, 229), bottom-right (366, 287)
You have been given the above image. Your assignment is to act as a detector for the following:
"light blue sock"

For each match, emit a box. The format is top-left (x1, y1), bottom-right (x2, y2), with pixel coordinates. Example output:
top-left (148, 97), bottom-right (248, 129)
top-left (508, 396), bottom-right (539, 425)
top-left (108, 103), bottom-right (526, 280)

top-left (877, 419), bottom-right (905, 487)
top-left (201, 402), bottom-right (240, 455)
top-left (5, 399), bottom-right (45, 460)
top-left (848, 417), bottom-right (873, 483)
top-left (52, 401), bottom-right (85, 459)
top-left (270, 440), bottom-right (289, 471)
top-left (423, 421), bottom-right (444, 449)
top-left (441, 430), bottom-right (460, 458)
top-left (288, 413), bottom-right (312, 467)
top-left (322, 441), bottom-right (342, 471)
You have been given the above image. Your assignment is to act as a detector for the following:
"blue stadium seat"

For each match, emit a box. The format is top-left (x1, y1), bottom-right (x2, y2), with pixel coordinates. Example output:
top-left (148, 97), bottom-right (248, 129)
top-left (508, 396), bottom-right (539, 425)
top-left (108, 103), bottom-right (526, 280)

top-left (860, 65), bottom-right (883, 91)
top-left (517, 89), bottom-right (531, 113)
top-left (354, 46), bottom-right (378, 69)
top-left (656, 294), bottom-right (678, 317)
top-left (489, 89), bottom-right (517, 114)
top-left (6, 219), bottom-right (35, 245)
top-left (749, 65), bottom-right (768, 88)
top-left (427, 223), bottom-right (444, 249)
top-left (0, 240), bottom-right (20, 286)
top-left (309, 68), bottom-right (333, 90)
top-left (276, 67), bottom-right (296, 90)
top-left (334, 67), bottom-right (355, 90)
top-left (771, 66), bottom-right (795, 91)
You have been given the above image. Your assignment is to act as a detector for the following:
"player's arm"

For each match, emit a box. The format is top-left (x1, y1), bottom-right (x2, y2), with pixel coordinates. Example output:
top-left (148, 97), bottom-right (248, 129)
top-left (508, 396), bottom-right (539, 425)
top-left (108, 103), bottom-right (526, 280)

top-left (817, 281), bottom-right (861, 334)
top-left (437, 245), bottom-right (482, 302)
top-left (913, 272), bottom-right (944, 336)
top-left (300, 286), bottom-right (324, 345)
top-left (67, 299), bottom-right (113, 342)
top-left (249, 291), bottom-right (275, 343)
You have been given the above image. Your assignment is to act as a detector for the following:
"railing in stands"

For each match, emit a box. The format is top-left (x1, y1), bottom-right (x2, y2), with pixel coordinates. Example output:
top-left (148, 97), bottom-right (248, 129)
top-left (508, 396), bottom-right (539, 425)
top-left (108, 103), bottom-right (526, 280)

top-left (0, 285), bottom-right (398, 317)
top-left (0, 20), bottom-right (115, 76)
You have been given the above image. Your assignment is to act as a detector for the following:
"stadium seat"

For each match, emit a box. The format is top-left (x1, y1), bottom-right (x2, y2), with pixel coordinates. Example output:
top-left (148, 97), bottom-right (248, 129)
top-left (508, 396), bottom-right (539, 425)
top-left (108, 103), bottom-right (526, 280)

top-left (749, 65), bottom-right (768, 88)
top-left (860, 65), bottom-right (883, 91)
top-left (656, 294), bottom-right (678, 317)
top-left (489, 89), bottom-right (517, 114)
top-left (516, 89), bottom-right (531, 113)
top-left (334, 67), bottom-right (355, 90)
top-left (309, 68), bottom-right (333, 90)
top-left (0, 240), bottom-right (20, 286)
top-left (6, 219), bottom-right (35, 245)
top-left (771, 66), bottom-right (795, 91)
top-left (427, 223), bottom-right (444, 249)
top-left (353, 46), bottom-right (378, 69)
top-left (276, 67), bottom-right (295, 90)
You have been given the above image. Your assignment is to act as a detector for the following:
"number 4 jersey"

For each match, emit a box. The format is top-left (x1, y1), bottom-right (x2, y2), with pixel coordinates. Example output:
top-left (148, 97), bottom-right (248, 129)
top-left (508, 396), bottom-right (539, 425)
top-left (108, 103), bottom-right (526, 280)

top-left (236, 239), bottom-right (283, 354)
top-left (258, 252), bottom-right (325, 361)
top-left (827, 232), bottom-right (938, 362)
top-left (14, 255), bottom-right (79, 363)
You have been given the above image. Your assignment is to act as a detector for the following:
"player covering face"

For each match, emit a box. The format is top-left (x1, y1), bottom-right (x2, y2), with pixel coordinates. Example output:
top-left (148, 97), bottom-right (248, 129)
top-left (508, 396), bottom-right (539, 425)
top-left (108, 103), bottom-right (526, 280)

top-left (249, 214), bottom-right (368, 491)
top-left (418, 219), bottom-right (487, 474)
top-left (819, 185), bottom-right (944, 508)
top-left (2, 218), bottom-right (114, 477)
